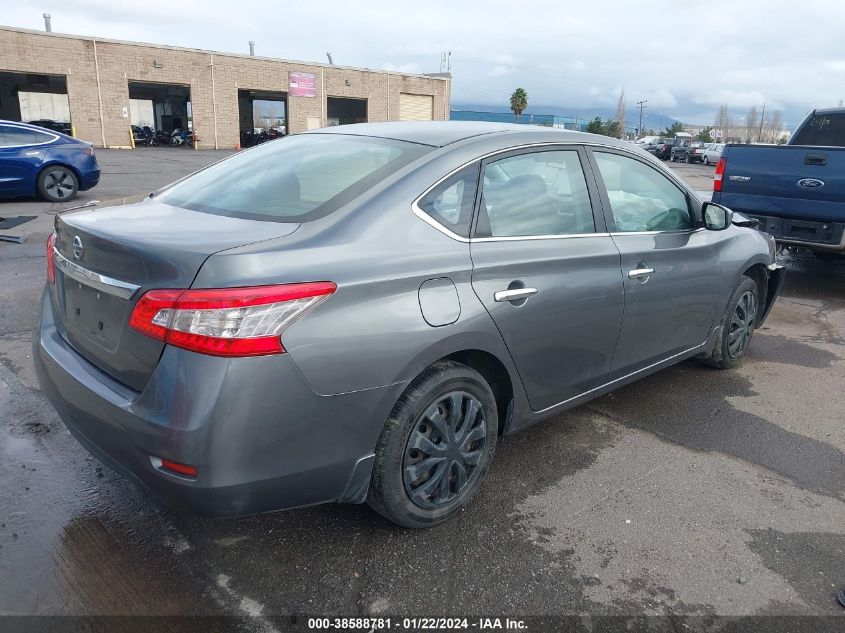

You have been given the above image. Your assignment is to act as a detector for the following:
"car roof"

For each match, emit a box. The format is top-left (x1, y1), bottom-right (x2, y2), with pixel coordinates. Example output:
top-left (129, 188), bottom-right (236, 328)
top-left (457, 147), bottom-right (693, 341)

top-left (304, 120), bottom-right (634, 150)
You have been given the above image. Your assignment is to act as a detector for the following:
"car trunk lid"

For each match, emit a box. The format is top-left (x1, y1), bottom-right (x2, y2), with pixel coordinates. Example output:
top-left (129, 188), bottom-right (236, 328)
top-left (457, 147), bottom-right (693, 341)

top-left (52, 198), bottom-right (299, 391)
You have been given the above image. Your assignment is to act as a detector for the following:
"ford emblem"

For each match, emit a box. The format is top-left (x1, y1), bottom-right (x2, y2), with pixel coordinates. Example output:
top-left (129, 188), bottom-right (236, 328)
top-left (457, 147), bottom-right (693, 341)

top-left (72, 235), bottom-right (84, 260)
top-left (797, 178), bottom-right (824, 189)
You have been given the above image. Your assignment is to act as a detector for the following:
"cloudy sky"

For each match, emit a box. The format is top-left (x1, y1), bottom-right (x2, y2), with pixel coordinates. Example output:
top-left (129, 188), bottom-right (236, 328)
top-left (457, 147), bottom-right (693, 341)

top-left (5, 0), bottom-right (845, 127)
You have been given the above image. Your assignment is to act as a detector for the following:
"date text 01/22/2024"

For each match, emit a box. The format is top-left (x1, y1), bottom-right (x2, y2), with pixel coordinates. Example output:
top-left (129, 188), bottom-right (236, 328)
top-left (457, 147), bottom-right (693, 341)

top-left (307, 617), bottom-right (528, 630)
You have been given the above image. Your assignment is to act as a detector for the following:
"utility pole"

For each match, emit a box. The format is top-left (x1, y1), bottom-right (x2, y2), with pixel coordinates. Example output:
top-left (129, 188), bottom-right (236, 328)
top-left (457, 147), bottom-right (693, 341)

top-left (758, 102), bottom-right (766, 142)
top-left (636, 100), bottom-right (647, 137)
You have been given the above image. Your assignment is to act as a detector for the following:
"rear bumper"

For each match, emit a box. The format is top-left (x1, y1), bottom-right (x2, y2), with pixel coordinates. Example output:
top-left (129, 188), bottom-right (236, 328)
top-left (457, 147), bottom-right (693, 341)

top-left (33, 288), bottom-right (401, 516)
top-left (745, 213), bottom-right (845, 251)
top-left (78, 166), bottom-right (101, 191)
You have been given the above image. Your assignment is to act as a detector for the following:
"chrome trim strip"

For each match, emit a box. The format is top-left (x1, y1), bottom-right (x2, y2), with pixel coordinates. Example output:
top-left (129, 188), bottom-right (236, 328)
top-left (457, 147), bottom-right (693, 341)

top-left (53, 248), bottom-right (140, 300)
top-left (473, 232), bottom-right (611, 242)
top-left (610, 228), bottom-right (705, 237)
top-left (534, 343), bottom-right (706, 414)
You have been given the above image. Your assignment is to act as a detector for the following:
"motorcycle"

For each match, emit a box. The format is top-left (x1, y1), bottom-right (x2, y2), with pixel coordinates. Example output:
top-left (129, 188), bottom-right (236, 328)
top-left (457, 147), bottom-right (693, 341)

top-left (170, 129), bottom-right (197, 148)
top-left (151, 129), bottom-right (171, 147)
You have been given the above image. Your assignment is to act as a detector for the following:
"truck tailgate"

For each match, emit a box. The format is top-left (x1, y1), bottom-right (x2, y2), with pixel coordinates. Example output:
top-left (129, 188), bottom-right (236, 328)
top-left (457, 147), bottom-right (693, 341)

top-left (718, 144), bottom-right (845, 222)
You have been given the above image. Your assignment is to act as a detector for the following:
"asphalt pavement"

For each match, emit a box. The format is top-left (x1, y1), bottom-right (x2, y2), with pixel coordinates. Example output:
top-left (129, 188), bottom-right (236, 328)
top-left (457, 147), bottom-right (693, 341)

top-left (0, 149), bottom-right (843, 632)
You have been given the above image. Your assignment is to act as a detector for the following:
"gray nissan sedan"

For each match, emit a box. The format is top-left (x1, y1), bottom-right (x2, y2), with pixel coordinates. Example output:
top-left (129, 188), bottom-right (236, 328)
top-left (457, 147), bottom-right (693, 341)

top-left (34, 122), bottom-right (785, 528)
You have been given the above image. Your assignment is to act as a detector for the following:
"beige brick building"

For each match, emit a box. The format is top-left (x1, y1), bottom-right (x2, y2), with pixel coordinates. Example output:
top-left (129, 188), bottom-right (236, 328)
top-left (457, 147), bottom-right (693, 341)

top-left (0, 26), bottom-right (451, 148)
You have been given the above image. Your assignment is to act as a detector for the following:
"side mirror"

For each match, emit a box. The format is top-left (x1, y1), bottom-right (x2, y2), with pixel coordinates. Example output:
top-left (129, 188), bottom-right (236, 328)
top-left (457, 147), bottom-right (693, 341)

top-left (702, 201), bottom-right (733, 231)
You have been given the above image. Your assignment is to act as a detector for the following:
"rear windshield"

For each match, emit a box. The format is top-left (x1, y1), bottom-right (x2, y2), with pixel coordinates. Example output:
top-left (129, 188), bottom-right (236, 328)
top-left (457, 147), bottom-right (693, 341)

top-left (791, 112), bottom-right (845, 147)
top-left (158, 134), bottom-right (432, 222)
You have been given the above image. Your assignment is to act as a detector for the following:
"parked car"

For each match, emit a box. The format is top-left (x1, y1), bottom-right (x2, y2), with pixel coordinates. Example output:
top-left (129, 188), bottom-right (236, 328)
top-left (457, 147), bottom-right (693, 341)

top-left (34, 122), bottom-right (784, 528)
top-left (27, 119), bottom-right (73, 136)
top-left (0, 119), bottom-right (100, 202)
top-left (641, 137), bottom-right (670, 156)
top-left (655, 139), bottom-right (674, 160)
top-left (702, 143), bottom-right (725, 165)
top-left (670, 135), bottom-right (705, 163)
top-left (712, 107), bottom-right (845, 258)
top-left (635, 135), bottom-right (659, 148)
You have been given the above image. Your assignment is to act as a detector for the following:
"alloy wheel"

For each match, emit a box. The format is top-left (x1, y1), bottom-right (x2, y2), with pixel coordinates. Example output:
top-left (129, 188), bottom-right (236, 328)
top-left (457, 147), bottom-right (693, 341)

top-left (728, 290), bottom-right (757, 358)
top-left (403, 391), bottom-right (487, 509)
top-left (44, 170), bottom-right (75, 199)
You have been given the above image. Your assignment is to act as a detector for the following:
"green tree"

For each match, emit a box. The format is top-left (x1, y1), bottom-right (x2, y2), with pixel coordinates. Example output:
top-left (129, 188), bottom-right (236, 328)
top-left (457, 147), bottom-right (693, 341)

top-left (509, 88), bottom-right (528, 123)
top-left (585, 117), bottom-right (604, 134)
top-left (661, 122), bottom-right (685, 137)
top-left (696, 126), bottom-right (714, 143)
top-left (603, 120), bottom-right (621, 138)
top-left (585, 117), bottom-right (621, 138)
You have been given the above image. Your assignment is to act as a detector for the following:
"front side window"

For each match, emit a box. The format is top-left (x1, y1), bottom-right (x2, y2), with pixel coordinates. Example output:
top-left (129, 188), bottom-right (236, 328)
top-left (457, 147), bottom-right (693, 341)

top-left (477, 149), bottom-right (595, 238)
top-left (417, 164), bottom-right (479, 238)
top-left (593, 152), bottom-right (693, 232)
top-left (158, 134), bottom-right (431, 222)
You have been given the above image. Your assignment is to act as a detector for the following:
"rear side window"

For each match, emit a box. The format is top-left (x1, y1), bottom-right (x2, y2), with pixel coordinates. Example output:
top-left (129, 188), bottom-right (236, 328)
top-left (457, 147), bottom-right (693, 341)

top-left (158, 134), bottom-right (431, 222)
top-left (476, 149), bottom-right (595, 238)
top-left (0, 125), bottom-right (53, 147)
top-left (417, 164), bottom-right (479, 238)
top-left (791, 112), bottom-right (845, 147)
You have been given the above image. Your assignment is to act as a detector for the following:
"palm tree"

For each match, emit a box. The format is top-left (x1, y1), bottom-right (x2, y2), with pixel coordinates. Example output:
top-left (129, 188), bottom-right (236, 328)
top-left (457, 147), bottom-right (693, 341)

top-left (510, 88), bottom-right (528, 123)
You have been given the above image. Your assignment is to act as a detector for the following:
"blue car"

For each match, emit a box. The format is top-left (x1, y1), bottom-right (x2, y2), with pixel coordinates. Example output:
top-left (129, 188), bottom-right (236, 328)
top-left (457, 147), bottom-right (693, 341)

top-left (0, 120), bottom-right (100, 202)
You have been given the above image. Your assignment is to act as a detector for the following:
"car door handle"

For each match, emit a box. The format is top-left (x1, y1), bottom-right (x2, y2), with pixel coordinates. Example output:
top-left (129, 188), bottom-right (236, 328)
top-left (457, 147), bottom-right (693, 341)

top-left (494, 288), bottom-right (538, 302)
top-left (628, 267), bottom-right (655, 279)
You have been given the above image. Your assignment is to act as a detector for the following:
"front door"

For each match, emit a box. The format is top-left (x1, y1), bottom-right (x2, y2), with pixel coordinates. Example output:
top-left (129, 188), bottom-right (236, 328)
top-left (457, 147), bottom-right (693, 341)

top-left (588, 149), bottom-right (725, 374)
top-left (470, 146), bottom-right (624, 411)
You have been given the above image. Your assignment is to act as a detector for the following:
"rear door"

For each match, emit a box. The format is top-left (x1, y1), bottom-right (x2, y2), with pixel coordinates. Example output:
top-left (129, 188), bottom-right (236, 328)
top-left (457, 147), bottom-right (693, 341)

top-left (587, 148), bottom-right (724, 374)
top-left (469, 145), bottom-right (624, 411)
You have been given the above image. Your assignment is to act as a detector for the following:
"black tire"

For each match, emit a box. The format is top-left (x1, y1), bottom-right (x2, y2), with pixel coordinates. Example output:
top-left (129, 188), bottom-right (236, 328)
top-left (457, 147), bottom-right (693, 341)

top-left (699, 276), bottom-right (760, 369)
top-left (685, 155), bottom-right (691, 164)
top-left (703, 156), bottom-right (710, 166)
top-left (37, 165), bottom-right (78, 202)
top-left (367, 360), bottom-right (498, 528)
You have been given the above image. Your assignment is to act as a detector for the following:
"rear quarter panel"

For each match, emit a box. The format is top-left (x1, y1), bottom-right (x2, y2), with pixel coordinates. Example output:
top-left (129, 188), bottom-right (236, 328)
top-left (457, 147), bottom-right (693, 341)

top-left (192, 145), bottom-right (525, 402)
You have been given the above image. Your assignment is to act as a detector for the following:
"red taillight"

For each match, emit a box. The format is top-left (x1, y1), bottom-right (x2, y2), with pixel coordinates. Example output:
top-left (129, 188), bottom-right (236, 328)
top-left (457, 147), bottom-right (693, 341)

top-left (129, 282), bottom-right (336, 357)
top-left (46, 234), bottom-right (56, 284)
top-left (159, 458), bottom-right (198, 478)
top-left (713, 157), bottom-right (727, 192)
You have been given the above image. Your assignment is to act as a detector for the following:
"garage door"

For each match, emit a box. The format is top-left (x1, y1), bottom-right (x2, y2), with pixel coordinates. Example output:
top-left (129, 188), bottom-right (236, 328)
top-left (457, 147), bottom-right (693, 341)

top-left (399, 93), bottom-right (433, 121)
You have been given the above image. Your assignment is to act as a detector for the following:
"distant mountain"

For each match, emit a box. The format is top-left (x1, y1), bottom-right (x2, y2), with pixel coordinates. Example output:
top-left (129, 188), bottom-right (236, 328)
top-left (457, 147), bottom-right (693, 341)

top-left (451, 102), bottom-right (682, 134)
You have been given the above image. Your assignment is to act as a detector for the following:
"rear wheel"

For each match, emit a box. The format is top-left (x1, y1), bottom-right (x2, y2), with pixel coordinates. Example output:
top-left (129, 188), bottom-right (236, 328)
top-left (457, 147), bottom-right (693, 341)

top-left (698, 276), bottom-right (759, 369)
top-left (367, 361), bottom-right (498, 528)
top-left (37, 165), bottom-right (78, 202)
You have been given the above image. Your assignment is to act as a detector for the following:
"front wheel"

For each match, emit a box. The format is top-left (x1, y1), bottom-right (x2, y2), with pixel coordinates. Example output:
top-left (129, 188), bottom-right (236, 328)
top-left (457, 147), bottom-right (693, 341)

top-left (367, 361), bottom-right (498, 528)
top-left (37, 165), bottom-right (78, 202)
top-left (698, 276), bottom-right (760, 369)
top-left (703, 156), bottom-right (710, 165)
